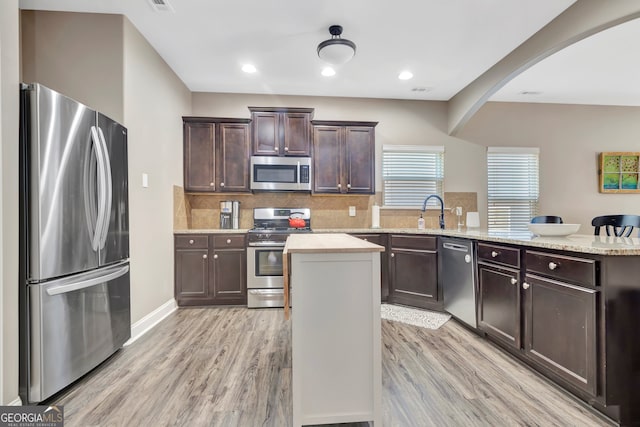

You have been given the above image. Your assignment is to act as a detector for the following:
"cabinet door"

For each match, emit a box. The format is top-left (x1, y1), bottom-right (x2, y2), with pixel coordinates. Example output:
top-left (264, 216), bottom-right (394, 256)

top-left (524, 274), bottom-right (598, 395)
top-left (344, 126), bottom-right (375, 194)
top-left (175, 248), bottom-right (210, 304)
top-left (283, 112), bottom-right (311, 156)
top-left (313, 126), bottom-right (343, 193)
top-left (184, 122), bottom-right (215, 191)
top-left (252, 112), bottom-right (280, 156)
top-left (478, 264), bottom-right (521, 349)
top-left (217, 123), bottom-right (250, 192)
top-left (389, 248), bottom-right (438, 309)
top-left (211, 248), bottom-right (247, 304)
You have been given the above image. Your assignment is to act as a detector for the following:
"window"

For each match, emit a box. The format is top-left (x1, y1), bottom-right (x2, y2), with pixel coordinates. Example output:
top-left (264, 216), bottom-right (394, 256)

top-left (487, 147), bottom-right (539, 233)
top-left (382, 145), bottom-right (444, 208)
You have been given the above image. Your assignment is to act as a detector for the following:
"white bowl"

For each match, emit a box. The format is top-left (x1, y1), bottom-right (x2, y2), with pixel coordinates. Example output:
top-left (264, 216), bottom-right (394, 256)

top-left (527, 223), bottom-right (581, 237)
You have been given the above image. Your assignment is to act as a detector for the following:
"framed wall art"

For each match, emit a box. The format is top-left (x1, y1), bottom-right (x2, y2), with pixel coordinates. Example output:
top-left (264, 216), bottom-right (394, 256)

top-left (599, 152), bottom-right (640, 193)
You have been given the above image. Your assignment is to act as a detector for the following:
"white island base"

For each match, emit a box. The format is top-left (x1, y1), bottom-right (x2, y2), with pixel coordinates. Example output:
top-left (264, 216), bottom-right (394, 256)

top-left (285, 233), bottom-right (383, 427)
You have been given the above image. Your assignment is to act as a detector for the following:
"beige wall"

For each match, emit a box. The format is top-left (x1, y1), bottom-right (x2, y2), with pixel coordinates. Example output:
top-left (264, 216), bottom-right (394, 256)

top-left (459, 101), bottom-right (640, 230)
top-left (20, 10), bottom-right (124, 123)
top-left (123, 19), bottom-right (191, 323)
top-left (1, 0), bottom-right (20, 405)
top-left (192, 93), bottom-right (487, 223)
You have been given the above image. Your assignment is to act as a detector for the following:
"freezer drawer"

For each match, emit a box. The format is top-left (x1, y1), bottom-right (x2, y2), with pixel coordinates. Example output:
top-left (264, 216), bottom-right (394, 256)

top-left (28, 263), bottom-right (130, 402)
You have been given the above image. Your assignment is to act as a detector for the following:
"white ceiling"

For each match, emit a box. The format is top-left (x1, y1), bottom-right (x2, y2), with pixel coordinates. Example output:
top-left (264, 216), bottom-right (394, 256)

top-left (19, 0), bottom-right (638, 106)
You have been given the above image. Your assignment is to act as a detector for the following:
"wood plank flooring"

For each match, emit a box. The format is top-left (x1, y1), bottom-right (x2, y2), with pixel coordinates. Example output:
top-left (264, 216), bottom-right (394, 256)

top-left (49, 307), bottom-right (613, 426)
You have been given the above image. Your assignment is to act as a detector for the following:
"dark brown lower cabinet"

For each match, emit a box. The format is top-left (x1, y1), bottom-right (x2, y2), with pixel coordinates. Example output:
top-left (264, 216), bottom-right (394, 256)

top-left (351, 233), bottom-right (388, 302)
top-left (478, 264), bottom-right (521, 349)
top-left (175, 234), bottom-right (246, 306)
top-left (388, 235), bottom-right (440, 310)
top-left (211, 235), bottom-right (247, 304)
top-left (523, 273), bottom-right (597, 396)
top-left (175, 240), bottom-right (210, 303)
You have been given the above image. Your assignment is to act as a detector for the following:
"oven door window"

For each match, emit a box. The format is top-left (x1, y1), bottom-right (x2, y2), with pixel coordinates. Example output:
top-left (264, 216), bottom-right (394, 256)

top-left (255, 249), bottom-right (283, 276)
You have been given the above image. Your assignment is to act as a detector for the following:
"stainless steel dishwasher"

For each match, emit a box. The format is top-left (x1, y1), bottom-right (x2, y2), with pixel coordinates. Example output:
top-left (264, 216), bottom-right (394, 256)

top-left (440, 237), bottom-right (477, 328)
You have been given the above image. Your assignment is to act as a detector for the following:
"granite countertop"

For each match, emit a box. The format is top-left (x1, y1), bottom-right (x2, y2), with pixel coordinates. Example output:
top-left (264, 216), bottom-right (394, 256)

top-left (174, 228), bottom-right (640, 255)
top-left (284, 233), bottom-right (385, 254)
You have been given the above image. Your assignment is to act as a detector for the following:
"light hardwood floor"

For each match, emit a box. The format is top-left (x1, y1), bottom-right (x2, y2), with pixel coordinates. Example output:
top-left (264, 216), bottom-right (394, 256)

top-left (50, 307), bottom-right (613, 426)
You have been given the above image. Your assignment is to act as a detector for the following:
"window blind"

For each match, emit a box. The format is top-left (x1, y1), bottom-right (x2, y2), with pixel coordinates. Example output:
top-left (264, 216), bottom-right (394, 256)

top-left (382, 145), bottom-right (444, 208)
top-left (487, 147), bottom-right (539, 233)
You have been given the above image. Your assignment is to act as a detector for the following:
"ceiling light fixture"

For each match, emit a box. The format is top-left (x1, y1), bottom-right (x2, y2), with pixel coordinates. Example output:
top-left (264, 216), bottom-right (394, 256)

top-left (398, 71), bottom-right (413, 80)
top-left (317, 25), bottom-right (356, 66)
top-left (321, 67), bottom-right (336, 77)
top-left (242, 64), bottom-right (257, 73)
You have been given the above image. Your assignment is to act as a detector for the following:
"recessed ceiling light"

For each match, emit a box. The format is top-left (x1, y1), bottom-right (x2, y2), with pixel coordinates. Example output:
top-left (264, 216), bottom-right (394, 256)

top-left (242, 64), bottom-right (257, 73)
top-left (321, 67), bottom-right (336, 77)
top-left (398, 71), bottom-right (413, 80)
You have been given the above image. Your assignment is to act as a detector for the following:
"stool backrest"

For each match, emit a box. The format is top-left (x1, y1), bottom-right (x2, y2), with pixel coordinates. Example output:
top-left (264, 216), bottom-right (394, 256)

top-left (591, 215), bottom-right (640, 237)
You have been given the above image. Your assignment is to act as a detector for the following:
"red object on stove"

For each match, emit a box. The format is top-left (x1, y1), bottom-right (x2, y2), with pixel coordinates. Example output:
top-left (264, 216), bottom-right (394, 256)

top-left (289, 217), bottom-right (306, 228)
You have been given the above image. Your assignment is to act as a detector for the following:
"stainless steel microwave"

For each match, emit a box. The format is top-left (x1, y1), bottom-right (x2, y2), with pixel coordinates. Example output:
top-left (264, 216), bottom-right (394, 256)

top-left (250, 156), bottom-right (312, 191)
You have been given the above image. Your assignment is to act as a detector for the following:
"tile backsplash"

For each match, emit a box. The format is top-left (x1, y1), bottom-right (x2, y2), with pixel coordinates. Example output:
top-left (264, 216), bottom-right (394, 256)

top-left (174, 186), bottom-right (478, 231)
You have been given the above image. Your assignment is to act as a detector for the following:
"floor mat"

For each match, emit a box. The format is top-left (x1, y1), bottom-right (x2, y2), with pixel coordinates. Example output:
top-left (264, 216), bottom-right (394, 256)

top-left (381, 304), bottom-right (451, 330)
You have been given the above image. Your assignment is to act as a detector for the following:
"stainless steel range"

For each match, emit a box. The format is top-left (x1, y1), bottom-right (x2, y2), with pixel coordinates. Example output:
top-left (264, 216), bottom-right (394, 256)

top-left (247, 208), bottom-right (311, 308)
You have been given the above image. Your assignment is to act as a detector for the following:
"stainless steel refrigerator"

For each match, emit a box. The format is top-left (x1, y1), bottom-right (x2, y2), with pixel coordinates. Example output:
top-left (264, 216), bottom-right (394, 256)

top-left (19, 83), bottom-right (131, 403)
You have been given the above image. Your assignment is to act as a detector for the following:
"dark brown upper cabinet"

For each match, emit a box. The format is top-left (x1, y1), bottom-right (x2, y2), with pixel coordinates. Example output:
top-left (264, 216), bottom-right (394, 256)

top-left (183, 117), bottom-right (251, 193)
top-left (249, 107), bottom-right (314, 156)
top-left (312, 120), bottom-right (377, 194)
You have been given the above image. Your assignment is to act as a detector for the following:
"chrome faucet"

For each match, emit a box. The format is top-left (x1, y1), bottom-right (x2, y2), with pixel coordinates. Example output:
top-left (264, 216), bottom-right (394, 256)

top-left (422, 195), bottom-right (445, 230)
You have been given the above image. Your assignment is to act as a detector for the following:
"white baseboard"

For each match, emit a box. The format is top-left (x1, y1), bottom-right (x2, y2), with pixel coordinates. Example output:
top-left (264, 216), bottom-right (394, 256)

top-left (124, 298), bottom-right (177, 346)
top-left (8, 397), bottom-right (22, 406)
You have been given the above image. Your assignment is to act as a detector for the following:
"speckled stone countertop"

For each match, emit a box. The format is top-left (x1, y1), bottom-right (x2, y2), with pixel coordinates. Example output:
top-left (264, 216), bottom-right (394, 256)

top-left (174, 228), bottom-right (640, 255)
top-left (175, 229), bottom-right (251, 234)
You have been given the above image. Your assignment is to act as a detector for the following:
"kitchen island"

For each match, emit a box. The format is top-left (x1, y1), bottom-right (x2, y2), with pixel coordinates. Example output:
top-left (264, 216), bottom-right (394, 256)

top-left (284, 233), bottom-right (384, 427)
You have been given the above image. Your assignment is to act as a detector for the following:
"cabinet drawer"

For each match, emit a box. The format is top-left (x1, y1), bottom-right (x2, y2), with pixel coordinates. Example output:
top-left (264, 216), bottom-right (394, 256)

top-left (525, 251), bottom-right (597, 287)
top-left (213, 234), bottom-right (246, 248)
top-left (175, 234), bottom-right (209, 249)
top-left (478, 243), bottom-right (520, 268)
top-left (390, 235), bottom-right (436, 251)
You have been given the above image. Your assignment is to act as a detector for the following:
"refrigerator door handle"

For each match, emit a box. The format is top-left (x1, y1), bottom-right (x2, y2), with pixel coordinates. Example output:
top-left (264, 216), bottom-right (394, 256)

top-left (46, 264), bottom-right (130, 296)
top-left (97, 126), bottom-right (112, 249)
top-left (90, 126), bottom-right (107, 252)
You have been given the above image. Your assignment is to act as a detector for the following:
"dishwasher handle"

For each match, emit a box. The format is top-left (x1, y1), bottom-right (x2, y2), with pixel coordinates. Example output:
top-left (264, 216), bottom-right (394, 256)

top-left (442, 242), bottom-right (470, 252)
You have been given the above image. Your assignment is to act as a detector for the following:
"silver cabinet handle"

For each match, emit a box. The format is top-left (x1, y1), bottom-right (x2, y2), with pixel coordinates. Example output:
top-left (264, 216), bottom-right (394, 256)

top-left (347, 183), bottom-right (351, 189)
top-left (391, 253), bottom-right (395, 258)
top-left (510, 277), bottom-right (517, 285)
top-left (226, 239), bottom-right (231, 244)
top-left (210, 182), bottom-right (214, 186)
top-left (363, 238), bottom-right (368, 241)
top-left (274, 146), bottom-right (279, 152)
top-left (491, 251), bottom-right (499, 258)
top-left (522, 282), bottom-right (530, 290)
top-left (213, 254), bottom-right (218, 259)
top-left (548, 262), bottom-right (558, 270)
top-left (338, 183), bottom-right (342, 189)
top-left (221, 182), bottom-right (225, 187)
top-left (189, 239), bottom-right (194, 244)
top-left (284, 146), bottom-right (289, 152)
top-left (203, 254), bottom-right (208, 259)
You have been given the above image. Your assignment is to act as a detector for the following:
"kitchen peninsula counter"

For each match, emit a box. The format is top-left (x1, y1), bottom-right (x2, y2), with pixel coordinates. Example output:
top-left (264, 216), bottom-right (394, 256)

top-left (284, 233), bottom-right (383, 427)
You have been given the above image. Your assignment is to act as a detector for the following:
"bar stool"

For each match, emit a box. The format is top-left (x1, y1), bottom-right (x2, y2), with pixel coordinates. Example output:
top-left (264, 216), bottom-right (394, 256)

top-left (591, 215), bottom-right (640, 237)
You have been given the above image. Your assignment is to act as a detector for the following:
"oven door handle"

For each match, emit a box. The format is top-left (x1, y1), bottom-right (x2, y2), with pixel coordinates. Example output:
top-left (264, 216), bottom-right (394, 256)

top-left (248, 242), bottom-right (286, 247)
